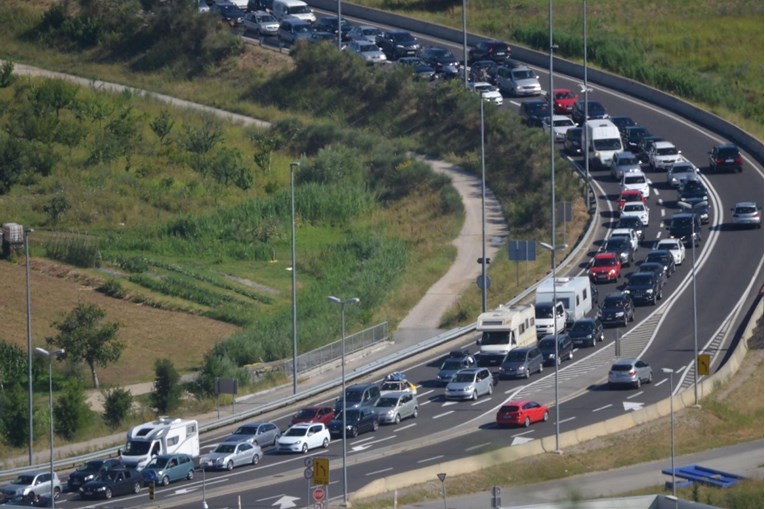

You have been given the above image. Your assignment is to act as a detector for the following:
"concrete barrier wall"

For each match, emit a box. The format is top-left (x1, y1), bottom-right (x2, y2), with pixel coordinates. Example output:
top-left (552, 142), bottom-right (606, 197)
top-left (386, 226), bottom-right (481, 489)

top-left (307, 0), bottom-right (763, 165)
top-left (351, 299), bottom-right (759, 501)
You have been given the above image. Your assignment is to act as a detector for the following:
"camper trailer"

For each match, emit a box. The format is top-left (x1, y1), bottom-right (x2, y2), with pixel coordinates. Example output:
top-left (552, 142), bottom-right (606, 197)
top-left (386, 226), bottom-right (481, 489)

top-left (475, 304), bottom-right (537, 357)
top-left (535, 276), bottom-right (594, 333)
top-left (122, 417), bottom-right (200, 470)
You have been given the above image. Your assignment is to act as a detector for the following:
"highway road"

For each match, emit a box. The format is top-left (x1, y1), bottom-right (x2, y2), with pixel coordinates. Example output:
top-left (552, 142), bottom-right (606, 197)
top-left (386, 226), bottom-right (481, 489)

top-left (34, 13), bottom-right (763, 509)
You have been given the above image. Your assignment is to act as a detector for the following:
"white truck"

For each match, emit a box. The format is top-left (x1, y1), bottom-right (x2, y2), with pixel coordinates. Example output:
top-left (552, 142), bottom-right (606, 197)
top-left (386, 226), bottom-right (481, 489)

top-left (475, 304), bottom-right (537, 356)
top-left (121, 417), bottom-right (200, 470)
top-left (584, 119), bottom-right (623, 169)
top-left (535, 277), bottom-right (594, 335)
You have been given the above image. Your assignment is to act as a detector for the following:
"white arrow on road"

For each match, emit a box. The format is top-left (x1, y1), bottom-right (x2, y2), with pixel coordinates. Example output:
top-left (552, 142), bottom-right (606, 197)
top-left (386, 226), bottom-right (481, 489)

top-left (623, 401), bottom-right (645, 412)
top-left (272, 495), bottom-right (300, 508)
top-left (511, 436), bottom-right (534, 446)
top-left (352, 444), bottom-right (372, 452)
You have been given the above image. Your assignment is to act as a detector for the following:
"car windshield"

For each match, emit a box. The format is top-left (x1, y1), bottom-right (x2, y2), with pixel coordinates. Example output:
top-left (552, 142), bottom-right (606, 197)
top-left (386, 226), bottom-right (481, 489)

top-left (623, 204), bottom-right (644, 212)
top-left (337, 410), bottom-right (360, 421)
top-left (344, 390), bottom-right (364, 403)
top-left (618, 154), bottom-right (639, 165)
top-left (673, 165), bottom-right (693, 174)
top-left (359, 44), bottom-right (378, 52)
top-left (214, 444), bottom-right (235, 453)
top-left (570, 322), bottom-right (593, 333)
top-left (735, 206), bottom-right (757, 214)
top-left (593, 257), bottom-right (615, 267)
top-left (124, 440), bottom-right (151, 455)
top-left (618, 218), bottom-right (640, 228)
top-left (285, 427), bottom-right (309, 437)
top-left (452, 372), bottom-right (476, 383)
top-left (657, 241), bottom-right (677, 250)
top-left (13, 475), bottom-right (35, 485)
top-left (258, 14), bottom-right (276, 21)
top-left (671, 217), bottom-right (694, 228)
top-left (287, 5), bottom-right (310, 13)
top-left (587, 102), bottom-right (605, 115)
top-left (361, 27), bottom-right (380, 36)
top-left (535, 304), bottom-right (554, 318)
top-left (391, 32), bottom-right (414, 43)
top-left (538, 339), bottom-right (555, 350)
top-left (294, 409), bottom-right (317, 419)
top-left (553, 119), bottom-right (573, 127)
top-left (603, 296), bottom-right (624, 308)
top-left (146, 457), bottom-right (166, 468)
top-left (481, 330), bottom-right (510, 345)
top-left (513, 69), bottom-right (535, 79)
top-left (717, 147), bottom-right (739, 157)
top-left (234, 426), bottom-right (258, 435)
top-left (78, 461), bottom-right (102, 471)
top-left (630, 274), bottom-right (652, 285)
top-left (429, 48), bottom-right (450, 57)
top-left (646, 253), bottom-right (667, 263)
top-left (605, 238), bottom-right (629, 250)
top-left (380, 381), bottom-right (401, 391)
top-left (375, 397), bottom-right (398, 408)
top-left (657, 147), bottom-right (678, 155)
top-left (593, 138), bottom-right (622, 150)
top-left (440, 359), bottom-right (463, 370)
top-left (624, 175), bottom-right (646, 185)
top-left (556, 91), bottom-right (574, 99)
top-left (505, 350), bottom-right (527, 362)
top-left (627, 127), bottom-right (649, 139)
top-left (474, 84), bottom-right (492, 92)
top-left (611, 364), bottom-right (633, 372)
top-left (294, 24), bottom-right (310, 33)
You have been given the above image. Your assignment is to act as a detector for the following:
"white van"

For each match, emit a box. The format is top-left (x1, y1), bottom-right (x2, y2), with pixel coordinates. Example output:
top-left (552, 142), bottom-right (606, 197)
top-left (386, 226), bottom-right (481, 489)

top-left (584, 119), bottom-right (623, 169)
top-left (475, 304), bottom-right (536, 356)
top-left (272, 0), bottom-right (315, 23)
top-left (122, 417), bottom-right (200, 470)
top-left (536, 276), bottom-right (594, 327)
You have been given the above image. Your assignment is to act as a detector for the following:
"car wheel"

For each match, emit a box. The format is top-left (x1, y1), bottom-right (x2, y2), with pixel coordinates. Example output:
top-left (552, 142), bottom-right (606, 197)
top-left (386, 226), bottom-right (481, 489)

top-left (568, 350), bottom-right (574, 360)
top-left (252, 453), bottom-right (260, 465)
top-left (413, 407), bottom-right (419, 418)
top-left (630, 312), bottom-right (635, 322)
top-left (543, 411), bottom-right (549, 422)
top-left (472, 390), bottom-right (478, 401)
top-left (590, 337), bottom-right (597, 347)
top-left (538, 363), bottom-right (544, 374)
top-left (351, 426), bottom-right (358, 438)
top-left (623, 316), bottom-right (628, 327)
top-left (635, 378), bottom-right (641, 389)
top-left (394, 414), bottom-right (401, 424)
top-left (301, 443), bottom-right (309, 454)
top-left (647, 372), bottom-right (653, 384)
top-left (105, 488), bottom-right (113, 499)
top-left (322, 438), bottom-right (329, 448)
top-left (226, 460), bottom-right (234, 471)
top-left (53, 487), bottom-right (61, 500)
top-left (133, 483), bottom-right (141, 494)
top-left (523, 416), bottom-right (531, 428)
top-left (186, 469), bottom-right (194, 481)
top-left (524, 369), bottom-right (530, 379)
top-left (161, 475), bottom-right (170, 487)
top-left (372, 420), bottom-right (379, 431)
top-left (658, 289), bottom-right (663, 300)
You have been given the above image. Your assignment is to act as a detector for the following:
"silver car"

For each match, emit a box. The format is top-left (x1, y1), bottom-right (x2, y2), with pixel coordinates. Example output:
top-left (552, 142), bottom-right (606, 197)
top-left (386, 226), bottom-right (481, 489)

top-left (1, 471), bottom-right (62, 501)
top-left (347, 24), bottom-right (383, 43)
top-left (243, 11), bottom-right (279, 37)
top-left (372, 391), bottom-right (419, 424)
top-left (200, 441), bottom-right (262, 470)
top-left (610, 151), bottom-right (641, 181)
top-left (608, 358), bottom-right (653, 389)
top-left (731, 202), bottom-right (761, 228)
top-left (445, 367), bottom-right (494, 401)
top-left (498, 347), bottom-right (544, 380)
top-left (667, 161), bottom-right (700, 188)
top-left (223, 422), bottom-right (280, 447)
top-left (346, 40), bottom-right (387, 64)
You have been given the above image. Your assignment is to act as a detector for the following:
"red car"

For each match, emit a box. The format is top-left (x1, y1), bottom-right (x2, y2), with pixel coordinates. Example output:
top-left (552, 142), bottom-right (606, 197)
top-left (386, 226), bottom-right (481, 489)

top-left (496, 400), bottom-right (549, 428)
top-left (289, 406), bottom-right (335, 427)
top-left (616, 188), bottom-right (646, 210)
top-left (589, 252), bottom-right (621, 283)
top-left (548, 88), bottom-right (578, 114)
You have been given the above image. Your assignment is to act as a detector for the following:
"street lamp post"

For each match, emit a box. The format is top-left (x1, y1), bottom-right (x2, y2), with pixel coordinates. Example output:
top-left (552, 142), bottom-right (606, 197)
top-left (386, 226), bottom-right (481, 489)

top-left (480, 98), bottom-right (487, 313)
top-left (539, 242), bottom-right (567, 454)
top-left (327, 295), bottom-right (360, 508)
top-left (677, 201), bottom-right (701, 405)
top-left (582, 0), bottom-right (590, 211)
top-left (25, 227), bottom-right (34, 465)
top-left (34, 347), bottom-right (64, 508)
top-left (336, 0), bottom-right (342, 50)
top-left (290, 161), bottom-right (300, 395)
top-left (461, 0), bottom-right (468, 87)
top-left (662, 368), bottom-right (677, 498)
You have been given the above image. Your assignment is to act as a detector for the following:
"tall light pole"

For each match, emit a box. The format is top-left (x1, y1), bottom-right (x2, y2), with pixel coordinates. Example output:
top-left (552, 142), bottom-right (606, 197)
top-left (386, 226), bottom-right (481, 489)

top-left (25, 227), bottom-right (34, 465)
top-left (290, 161), bottom-right (300, 395)
top-left (327, 295), bottom-right (360, 508)
top-left (582, 0), bottom-right (590, 211)
top-left (662, 368), bottom-right (677, 498)
top-left (202, 464), bottom-right (208, 509)
top-left (480, 97), bottom-right (487, 313)
top-left (336, 0), bottom-right (342, 50)
top-left (461, 0), bottom-right (468, 86)
top-left (34, 347), bottom-right (64, 508)
top-left (677, 201), bottom-right (700, 405)
top-left (540, 242), bottom-right (567, 454)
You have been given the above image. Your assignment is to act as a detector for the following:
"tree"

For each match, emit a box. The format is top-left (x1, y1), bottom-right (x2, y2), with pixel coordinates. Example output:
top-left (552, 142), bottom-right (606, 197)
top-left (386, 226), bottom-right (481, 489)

top-left (102, 387), bottom-right (133, 428)
top-left (46, 303), bottom-right (124, 389)
top-left (150, 358), bottom-right (182, 414)
top-left (0, 339), bottom-right (27, 391)
top-left (0, 385), bottom-right (30, 447)
top-left (53, 380), bottom-right (91, 440)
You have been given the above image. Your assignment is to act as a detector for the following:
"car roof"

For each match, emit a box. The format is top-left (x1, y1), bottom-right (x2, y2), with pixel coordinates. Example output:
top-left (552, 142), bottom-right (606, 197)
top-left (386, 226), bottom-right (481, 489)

top-left (611, 358), bottom-right (640, 366)
top-left (502, 399), bottom-right (535, 406)
top-left (654, 140), bottom-right (676, 148)
top-left (290, 422), bottom-right (321, 429)
top-left (594, 252), bottom-right (617, 260)
top-left (734, 201), bottom-right (758, 208)
top-left (379, 390), bottom-right (409, 398)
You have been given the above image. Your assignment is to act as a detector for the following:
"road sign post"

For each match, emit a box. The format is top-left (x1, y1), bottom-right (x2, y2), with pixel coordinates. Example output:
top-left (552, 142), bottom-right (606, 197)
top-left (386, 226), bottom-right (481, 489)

top-left (697, 354), bottom-right (710, 376)
top-left (313, 457), bottom-right (330, 486)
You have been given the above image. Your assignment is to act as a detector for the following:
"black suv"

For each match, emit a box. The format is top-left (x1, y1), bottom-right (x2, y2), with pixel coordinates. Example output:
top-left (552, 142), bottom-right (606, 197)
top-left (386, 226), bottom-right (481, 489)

top-left (468, 40), bottom-right (511, 64)
top-left (625, 271), bottom-right (663, 305)
top-left (638, 261), bottom-right (668, 290)
top-left (537, 334), bottom-right (574, 366)
top-left (327, 408), bottom-right (379, 438)
top-left (708, 144), bottom-right (743, 173)
top-left (519, 99), bottom-right (550, 127)
top-left (312, 16), bottom-right (352, 40)
top-left (667, 212), bottom-right (702, 247)
top-left (568, 318), bottom-right (605, 348)
top-left (335, 383), bottom-right (381, 413)
top-left (644, 250), bottom-right (676, 278)
top-left (376, 30), bottom-right (419, 60)
top-left (623, 126), bottom-right (651, 153)
top-left (599, 292), bottom-right (635, 327)
top-left (564, 127), bottom-right (583, 155)
top-left (571, 99), bottom-right (607, 126)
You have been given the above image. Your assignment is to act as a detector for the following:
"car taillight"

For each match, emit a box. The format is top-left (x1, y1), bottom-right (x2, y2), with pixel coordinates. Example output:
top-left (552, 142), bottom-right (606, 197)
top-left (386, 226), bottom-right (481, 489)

top-left (628, 369), bottom-right (636, 376)
top-left (735, 156), bottom-right (743, 164)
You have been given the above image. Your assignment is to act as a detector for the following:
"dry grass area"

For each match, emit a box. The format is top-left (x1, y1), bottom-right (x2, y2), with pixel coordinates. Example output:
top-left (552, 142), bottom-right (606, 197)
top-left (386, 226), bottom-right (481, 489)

top-left (355, 339), bottom-right (764, 509)
top-left (0, 258), bottom-right (240, 387)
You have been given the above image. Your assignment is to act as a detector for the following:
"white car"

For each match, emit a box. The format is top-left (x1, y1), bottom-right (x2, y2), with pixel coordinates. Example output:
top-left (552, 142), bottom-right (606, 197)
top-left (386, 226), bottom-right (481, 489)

top-left (275, 423), bottom-right (330, 454)
top-left (653, 238), bottom-right (686, 265)
top-left (609, 228), bottom-right (639, 251)
top-left (542, 115), bottom-right (576, 142)
top-left (620, 202), bottom-right (650, 226)
top-left (621, 168), bottom-right (651, 198)
top-left (647, 140), bottom-right (682, 172)
top-left (346, 25), bottom-right (383, 43)
top-left (243, 11), bottom-right (279, 37)
top-left (345, 40), bottom-right (387, 64)
top-left (200, 442), bottom-right (262, 470)
top-left (469, 81), bottom-right (503, 106)
top-left (667, 160), bottom-right (700, 188)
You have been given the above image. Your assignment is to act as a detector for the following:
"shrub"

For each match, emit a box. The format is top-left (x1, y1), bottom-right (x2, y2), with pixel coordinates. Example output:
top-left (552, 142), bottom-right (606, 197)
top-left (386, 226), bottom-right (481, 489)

top-left (102, 387), bottom-right (133, 428)
top-left (150, 358), bottom-right (182, 414)
top-left (97, 278), bottom-right (126, 298)
top-left (53, 380), bottom-right (92, 440)
top-left (0, 60), bottom-right (14, 88)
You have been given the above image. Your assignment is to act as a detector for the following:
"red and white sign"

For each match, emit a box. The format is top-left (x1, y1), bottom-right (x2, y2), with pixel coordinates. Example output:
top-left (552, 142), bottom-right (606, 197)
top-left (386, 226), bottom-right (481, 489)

top-left (312, 487), bottom-right (325, 502)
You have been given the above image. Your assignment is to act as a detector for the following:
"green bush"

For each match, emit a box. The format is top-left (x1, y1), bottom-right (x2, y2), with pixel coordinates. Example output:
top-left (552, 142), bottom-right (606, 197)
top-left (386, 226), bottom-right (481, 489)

top-left (0, 60), bottom-right (14, 88)
top-left (97, 278), bottom-right (126, 298)
top-left (102, 387), bottom-right (133, 428)
top-left (150, 358), bottom-right (182, 414)
top-left (53, 380), bottom-right (92, 440)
